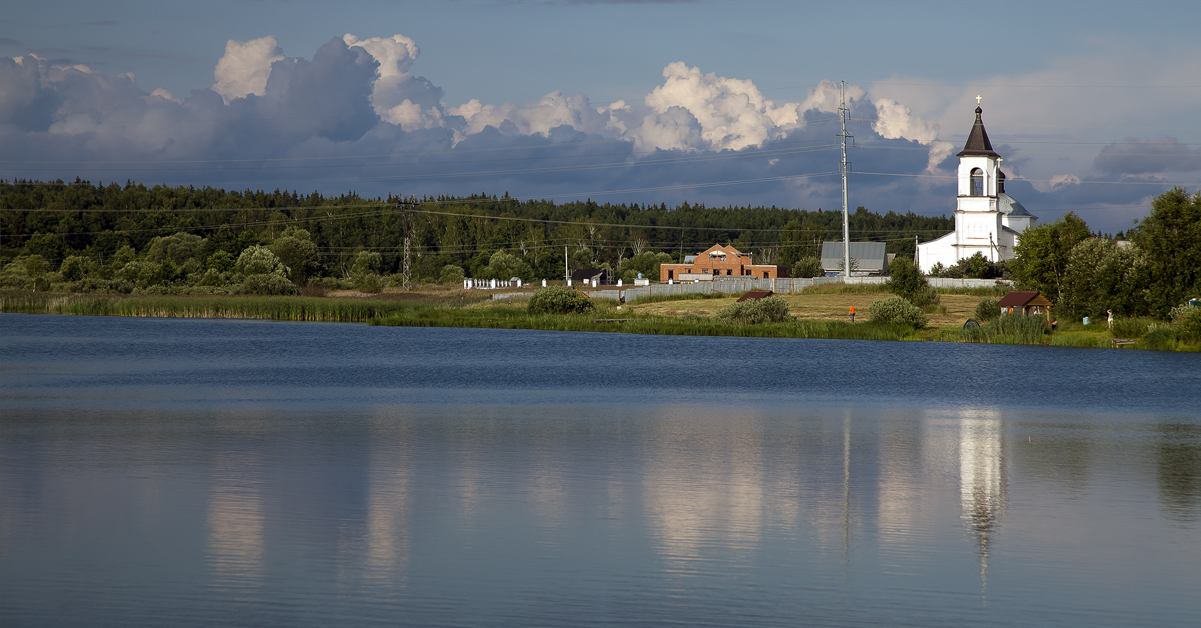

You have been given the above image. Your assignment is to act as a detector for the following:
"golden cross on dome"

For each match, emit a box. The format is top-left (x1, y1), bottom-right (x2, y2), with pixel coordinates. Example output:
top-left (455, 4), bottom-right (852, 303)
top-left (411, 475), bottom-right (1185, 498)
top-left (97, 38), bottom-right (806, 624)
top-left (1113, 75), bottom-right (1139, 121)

top-left (976, 95), bottom-right (982, 105)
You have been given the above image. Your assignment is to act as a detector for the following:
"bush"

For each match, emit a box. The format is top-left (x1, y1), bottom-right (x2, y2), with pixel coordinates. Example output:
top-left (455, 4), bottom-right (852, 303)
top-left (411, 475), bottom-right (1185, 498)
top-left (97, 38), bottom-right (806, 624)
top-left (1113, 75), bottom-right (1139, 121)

top-left (716, 296), bottom-right (791, 324)
top-left (238, 273), bottom-right (298, 295)
top-left (1170, 303), bottom-right (1201, 341)
top-left (868, 296), bottom-right (928, 328)
top-left (910, 285), bottom-right (941, 307)
top-left (355, 273), bottom-right (384, 294)
top-left (528, 286), bottom-right (596, 315)
top-left (790, 256), bottom-right (823, 279)
top-left (1111, 317), bottom-right (1157, 339)
top-left (975, 297), bottom-right (1000, 322)
top-left (887, 258), bottom-right (939, 306)
top-left (1138, 327), bottom-right (1177, 351)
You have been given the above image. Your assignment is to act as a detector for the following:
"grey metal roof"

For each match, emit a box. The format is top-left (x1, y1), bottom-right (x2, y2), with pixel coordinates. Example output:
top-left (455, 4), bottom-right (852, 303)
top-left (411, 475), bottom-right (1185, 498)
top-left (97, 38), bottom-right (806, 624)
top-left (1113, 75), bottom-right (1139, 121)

top-left (998, 192), bottom-right (1033, 217)
top-left (956, 106), bottom-right (1001, 158)
top-left (821, 241), bottom-right (888, 272)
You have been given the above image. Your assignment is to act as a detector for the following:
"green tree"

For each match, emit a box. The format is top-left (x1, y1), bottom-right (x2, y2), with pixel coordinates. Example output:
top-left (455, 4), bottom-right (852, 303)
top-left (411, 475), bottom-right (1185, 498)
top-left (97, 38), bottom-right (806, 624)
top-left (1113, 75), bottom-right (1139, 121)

top-left (235, 245), bottom-right (290, 278)
top-left (1131, 187), bottom-right (1201, 318)
top-left (207, 250), bottom-right (235, 273)
top-left (59, 255), bottom-right (87, 282)
top-left (146, 232), bottom-right (209, 273)
top-left (1061, 238), bottom-right (1149, 319)
top-left (480, 251), bottom-right (533, 281)
top-left (271, 228), bottom-right (318, 285)
top-left (1012, 212), bottom-right (1091, 306)
top-left (439, 264), bottom-right (465, 284)
top-left (619, 251), bottom-right (673, 281)
top-left (350, 250), bottom-right (381, 277)
top-left (790, 256), bottom-right (823, 278)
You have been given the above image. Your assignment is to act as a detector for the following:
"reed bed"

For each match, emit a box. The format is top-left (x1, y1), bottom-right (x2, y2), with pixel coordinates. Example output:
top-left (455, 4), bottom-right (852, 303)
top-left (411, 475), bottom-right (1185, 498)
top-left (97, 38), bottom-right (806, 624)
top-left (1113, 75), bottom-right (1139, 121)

top-left (960, 313), bottom-right (1049, 345)
top-left (370, 307), bottom-right (915, 341)
top-left (1, 292), bottom-right (427, 323)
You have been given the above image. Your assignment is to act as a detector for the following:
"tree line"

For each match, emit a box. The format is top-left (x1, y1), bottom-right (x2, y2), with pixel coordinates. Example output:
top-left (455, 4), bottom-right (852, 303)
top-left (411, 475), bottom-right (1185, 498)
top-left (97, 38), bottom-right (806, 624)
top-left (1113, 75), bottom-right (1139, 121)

top-left (1011, 187), bottom-right (1200, 320)
top-left (1, 178), bottom-right (952, 292)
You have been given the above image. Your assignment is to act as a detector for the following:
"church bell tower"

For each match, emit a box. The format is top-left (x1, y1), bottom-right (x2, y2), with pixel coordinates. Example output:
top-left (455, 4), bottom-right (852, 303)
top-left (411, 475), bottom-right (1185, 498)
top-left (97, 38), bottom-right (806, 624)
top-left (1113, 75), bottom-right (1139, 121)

top-left (954, 103), bottom-right (1004, 262)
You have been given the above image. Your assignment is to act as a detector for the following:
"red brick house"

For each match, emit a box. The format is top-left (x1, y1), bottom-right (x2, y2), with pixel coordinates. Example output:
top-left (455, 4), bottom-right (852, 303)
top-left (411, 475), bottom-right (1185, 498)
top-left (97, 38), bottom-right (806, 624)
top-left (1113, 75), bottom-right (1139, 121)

top-left (659, 244), bottom-right (788, 282)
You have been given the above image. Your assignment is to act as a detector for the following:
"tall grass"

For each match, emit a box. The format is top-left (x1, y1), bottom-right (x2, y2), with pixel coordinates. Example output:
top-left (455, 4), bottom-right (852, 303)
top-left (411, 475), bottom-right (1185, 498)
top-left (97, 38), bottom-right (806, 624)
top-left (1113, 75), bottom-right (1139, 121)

top-left (961, 313), bottom-right (1048, 345)
top-left (1, 292), bottom-right (430, 323)
top-left (934, 285), bottom-right (1011, 297)
top-left (1110, 317), bottom-right (1159, 339)
top-left (794, 284), bottom-right (887, 295)
top-left (628, 292), bottom-right (731, 305)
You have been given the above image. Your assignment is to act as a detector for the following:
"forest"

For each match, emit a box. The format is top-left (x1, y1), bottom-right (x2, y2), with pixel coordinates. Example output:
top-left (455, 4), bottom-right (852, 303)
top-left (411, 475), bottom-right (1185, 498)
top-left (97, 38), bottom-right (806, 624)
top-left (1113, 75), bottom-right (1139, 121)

top-left (0, 178), bottom-right (953, 291)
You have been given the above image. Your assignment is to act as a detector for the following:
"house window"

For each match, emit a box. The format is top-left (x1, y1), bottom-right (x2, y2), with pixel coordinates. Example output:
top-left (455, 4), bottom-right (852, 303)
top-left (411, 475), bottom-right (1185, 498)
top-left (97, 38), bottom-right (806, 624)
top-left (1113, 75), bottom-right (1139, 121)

top-left (667, 270), bottom-right (674, 280)
top-left (970, 168), bottom-right (984, 196)
top-left (763, 271), bottom-right (769, 278)
top-left (726, 269), bottom-right (732, 275)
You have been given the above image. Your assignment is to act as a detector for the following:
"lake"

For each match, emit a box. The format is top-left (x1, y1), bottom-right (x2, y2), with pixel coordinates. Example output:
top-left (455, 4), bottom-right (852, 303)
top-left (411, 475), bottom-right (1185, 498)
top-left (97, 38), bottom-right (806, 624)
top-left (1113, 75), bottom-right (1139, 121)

top-left (2, 313), bottom-right (1199, 627)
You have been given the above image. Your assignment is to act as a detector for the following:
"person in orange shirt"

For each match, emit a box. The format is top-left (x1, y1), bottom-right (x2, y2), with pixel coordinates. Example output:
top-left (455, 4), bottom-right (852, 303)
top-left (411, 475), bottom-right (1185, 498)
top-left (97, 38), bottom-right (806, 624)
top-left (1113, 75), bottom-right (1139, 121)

top-left (849, 305), bottom-right (856, 323)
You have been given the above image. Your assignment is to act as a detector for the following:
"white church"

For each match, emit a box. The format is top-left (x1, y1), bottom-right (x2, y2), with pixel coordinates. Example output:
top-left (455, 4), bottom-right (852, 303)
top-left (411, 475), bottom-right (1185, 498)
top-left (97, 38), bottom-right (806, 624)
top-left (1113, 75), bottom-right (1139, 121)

top-left (916, 105), bottom-right (1036, 273)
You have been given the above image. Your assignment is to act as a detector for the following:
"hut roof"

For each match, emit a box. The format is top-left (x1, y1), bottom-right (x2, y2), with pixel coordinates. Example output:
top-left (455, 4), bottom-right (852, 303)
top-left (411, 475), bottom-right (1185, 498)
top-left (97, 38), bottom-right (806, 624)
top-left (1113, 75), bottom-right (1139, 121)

top-left (736, 290), bottom-right (774, 302)
top-left (998, 290), bottom-right (1053, 308)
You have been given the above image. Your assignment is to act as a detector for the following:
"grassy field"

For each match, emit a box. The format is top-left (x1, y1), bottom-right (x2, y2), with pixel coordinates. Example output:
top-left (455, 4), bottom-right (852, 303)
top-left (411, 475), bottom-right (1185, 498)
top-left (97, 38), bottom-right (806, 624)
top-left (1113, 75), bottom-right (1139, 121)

top-left (629, 291), bottom-right (980, 329)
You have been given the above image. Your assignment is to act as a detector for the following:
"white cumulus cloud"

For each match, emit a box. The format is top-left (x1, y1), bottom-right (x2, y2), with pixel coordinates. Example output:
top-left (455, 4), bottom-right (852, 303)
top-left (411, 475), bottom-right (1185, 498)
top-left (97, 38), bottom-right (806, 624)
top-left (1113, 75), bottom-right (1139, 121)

top-left (642, 62), bottom-right (805, 151)
top-left (343, 33), bottom-right (445, 130)
top-left (873, 98), bottom-right (952, 171)
top-left (212, 36), bottom-right (285, 104)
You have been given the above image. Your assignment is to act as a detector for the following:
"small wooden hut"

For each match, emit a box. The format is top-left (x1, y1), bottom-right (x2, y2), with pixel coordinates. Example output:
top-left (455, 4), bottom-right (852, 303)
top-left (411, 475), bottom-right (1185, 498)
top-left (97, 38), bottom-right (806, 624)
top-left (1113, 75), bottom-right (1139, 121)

top-left (996, 290), bottom-right (1053, 320)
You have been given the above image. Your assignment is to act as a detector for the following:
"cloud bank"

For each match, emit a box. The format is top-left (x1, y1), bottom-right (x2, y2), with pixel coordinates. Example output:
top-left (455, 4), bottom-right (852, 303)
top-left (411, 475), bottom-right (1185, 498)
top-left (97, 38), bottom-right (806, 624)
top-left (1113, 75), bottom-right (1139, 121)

top-left (3, 33), bottom-right (1198, 231)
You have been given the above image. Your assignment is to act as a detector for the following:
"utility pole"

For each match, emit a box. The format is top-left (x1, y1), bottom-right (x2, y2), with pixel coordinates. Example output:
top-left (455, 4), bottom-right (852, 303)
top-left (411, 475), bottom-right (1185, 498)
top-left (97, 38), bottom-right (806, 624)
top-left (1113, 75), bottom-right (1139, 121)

top-left (564, 244), bottom-right (569, 283)
top-left (397, 196), bottom-right (415, 291)
top-left (838, 81), bottom-right (853, 279)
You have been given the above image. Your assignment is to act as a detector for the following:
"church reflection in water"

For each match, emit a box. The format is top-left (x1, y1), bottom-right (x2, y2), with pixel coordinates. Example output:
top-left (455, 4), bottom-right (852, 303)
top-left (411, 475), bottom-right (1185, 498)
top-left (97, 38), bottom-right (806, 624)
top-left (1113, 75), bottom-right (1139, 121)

top-left (206, 453), bottom-right (266, 587)
top-left (958, 409), bottom-right (1007, 593)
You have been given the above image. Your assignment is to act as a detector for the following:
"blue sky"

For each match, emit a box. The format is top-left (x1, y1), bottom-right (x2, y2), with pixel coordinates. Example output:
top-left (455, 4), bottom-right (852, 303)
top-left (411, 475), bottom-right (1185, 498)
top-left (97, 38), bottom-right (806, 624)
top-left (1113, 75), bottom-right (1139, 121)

top-left (3, 1), bottom-right (1199, 232)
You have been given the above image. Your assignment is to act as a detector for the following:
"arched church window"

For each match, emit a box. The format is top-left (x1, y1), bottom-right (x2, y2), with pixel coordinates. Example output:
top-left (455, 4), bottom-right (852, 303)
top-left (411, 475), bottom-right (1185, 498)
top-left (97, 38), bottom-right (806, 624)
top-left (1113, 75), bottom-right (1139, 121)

top-left (970, 168), bottom-right (984, 196)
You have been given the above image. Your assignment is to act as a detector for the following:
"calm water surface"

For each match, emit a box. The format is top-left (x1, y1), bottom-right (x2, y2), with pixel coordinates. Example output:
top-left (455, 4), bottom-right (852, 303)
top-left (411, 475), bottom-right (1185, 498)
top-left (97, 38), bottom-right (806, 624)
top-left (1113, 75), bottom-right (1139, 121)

top-left (2, 313), bottom-right (1200, 627)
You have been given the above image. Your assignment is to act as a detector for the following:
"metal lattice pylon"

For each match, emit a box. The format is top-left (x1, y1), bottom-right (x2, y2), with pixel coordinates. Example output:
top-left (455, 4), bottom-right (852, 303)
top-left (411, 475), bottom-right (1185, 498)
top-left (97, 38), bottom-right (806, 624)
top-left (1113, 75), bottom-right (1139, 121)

top-left (400, 198), bottom-right (412, 291)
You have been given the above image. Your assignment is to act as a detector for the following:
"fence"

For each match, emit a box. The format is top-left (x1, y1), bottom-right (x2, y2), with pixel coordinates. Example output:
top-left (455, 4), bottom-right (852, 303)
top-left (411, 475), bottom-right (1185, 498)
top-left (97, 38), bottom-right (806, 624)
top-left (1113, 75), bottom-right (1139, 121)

top-left (491, 276), bottom-right (1011, 300)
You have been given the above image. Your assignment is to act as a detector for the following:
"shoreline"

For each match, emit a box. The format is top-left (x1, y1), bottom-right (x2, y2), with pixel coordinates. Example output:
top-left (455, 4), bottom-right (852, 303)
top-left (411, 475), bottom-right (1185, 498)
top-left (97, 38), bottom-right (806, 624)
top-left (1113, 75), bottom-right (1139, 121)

top-left (3, 291), bottom-right (1195, 352)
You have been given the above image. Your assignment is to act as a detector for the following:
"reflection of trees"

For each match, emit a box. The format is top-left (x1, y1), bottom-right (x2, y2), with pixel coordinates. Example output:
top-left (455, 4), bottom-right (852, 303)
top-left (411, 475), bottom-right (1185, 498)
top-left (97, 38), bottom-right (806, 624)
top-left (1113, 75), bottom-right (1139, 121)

top-left (1011, 430), bottom-right (1094, 493)
top-left (1156, 423), bottom-right (1201, 523)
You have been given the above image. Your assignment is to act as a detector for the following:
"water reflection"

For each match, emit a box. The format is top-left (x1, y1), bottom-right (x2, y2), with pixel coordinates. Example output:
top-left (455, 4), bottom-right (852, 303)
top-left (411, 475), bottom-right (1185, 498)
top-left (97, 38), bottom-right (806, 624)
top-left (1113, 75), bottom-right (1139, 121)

top-left (1156, 423), bottom-right (1201, 523)
top-left (959, 409), bottom-right (1007, 595)
top-left (643, 407), bottom-right (769, 575)
top-left (206, 454), bottom-right (265, 587)
top-left (364, 413), bottom-right (411, 582)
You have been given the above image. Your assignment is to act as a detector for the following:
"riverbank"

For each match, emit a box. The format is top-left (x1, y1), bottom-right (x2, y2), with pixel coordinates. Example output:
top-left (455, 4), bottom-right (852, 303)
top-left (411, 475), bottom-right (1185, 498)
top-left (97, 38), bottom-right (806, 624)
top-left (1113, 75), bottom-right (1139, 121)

top-left (2, 289), bottom-right (1196, 351)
